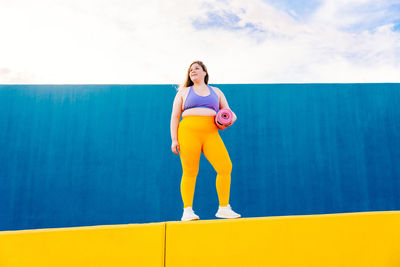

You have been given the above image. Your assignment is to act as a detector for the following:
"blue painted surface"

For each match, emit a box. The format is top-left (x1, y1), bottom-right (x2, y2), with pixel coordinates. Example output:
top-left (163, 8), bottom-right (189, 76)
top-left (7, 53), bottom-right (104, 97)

top-left (0, 84), bottom-right (399, 231)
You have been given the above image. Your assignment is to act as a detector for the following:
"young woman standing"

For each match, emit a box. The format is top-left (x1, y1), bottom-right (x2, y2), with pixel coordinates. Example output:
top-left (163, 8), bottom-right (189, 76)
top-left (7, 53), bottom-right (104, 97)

top-left (170, 61), bottom-right (241, 221)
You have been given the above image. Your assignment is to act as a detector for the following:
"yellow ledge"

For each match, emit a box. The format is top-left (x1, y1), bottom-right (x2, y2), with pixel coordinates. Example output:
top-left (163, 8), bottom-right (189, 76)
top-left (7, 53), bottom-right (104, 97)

top-left (1, 211), bottom-right (400, 267)
top-left (0, 222), bottom-right (165, 267)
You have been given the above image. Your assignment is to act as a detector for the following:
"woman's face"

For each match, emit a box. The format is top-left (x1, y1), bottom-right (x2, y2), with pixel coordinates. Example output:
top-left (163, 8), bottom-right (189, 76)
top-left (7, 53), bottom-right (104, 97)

top-left (189, 63), bottom-right (206, 83)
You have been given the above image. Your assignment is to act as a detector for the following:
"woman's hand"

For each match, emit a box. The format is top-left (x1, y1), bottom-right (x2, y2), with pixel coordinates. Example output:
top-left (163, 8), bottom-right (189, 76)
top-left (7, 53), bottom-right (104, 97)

top-left (171, 140), bottom-right (180, 155)
top-left (217, 123), bottom-right (227, 131)
top-left (216, 123), bottom-right (228, 130)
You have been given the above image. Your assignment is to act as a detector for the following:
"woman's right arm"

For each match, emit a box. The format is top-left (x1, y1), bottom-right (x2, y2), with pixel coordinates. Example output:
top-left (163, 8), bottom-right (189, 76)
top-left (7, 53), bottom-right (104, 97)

top-left (170, 89), bottom-right (183, 155)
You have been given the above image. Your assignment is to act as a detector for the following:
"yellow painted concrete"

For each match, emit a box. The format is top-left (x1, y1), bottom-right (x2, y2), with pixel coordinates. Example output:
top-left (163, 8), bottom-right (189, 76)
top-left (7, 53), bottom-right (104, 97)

top-left (166, 211), bottom-right (400, 267)
top-left (0, 223), bottom-right (165, 267)
top-left (1, 211), bottom-right (399, 267)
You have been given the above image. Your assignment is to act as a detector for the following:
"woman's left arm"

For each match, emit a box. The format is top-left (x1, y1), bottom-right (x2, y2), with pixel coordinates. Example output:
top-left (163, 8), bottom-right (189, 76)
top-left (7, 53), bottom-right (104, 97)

top-left (215, 87), bottom-right (237, 125)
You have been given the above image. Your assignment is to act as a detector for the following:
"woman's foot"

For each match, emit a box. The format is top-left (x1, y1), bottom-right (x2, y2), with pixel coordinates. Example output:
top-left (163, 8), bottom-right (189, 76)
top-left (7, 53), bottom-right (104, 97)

top-left (181, 207), bottom-right (200, 221)
top-left (215, 204), bottom-right (241, 219)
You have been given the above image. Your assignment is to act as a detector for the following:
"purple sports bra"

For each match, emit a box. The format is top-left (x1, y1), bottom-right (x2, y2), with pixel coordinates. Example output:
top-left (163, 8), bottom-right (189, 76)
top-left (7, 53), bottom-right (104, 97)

top-left (183, 85), bottom-right (219, 113)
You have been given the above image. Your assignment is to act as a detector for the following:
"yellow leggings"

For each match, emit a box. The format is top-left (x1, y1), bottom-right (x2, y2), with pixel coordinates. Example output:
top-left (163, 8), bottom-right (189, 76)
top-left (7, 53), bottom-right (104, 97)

top-left (178, 115), bottom-right (232, 208)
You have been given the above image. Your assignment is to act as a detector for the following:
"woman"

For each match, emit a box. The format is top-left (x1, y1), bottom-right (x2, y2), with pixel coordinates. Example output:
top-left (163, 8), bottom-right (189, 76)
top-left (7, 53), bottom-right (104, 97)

top-left (170, 60), bottom-right (241, 221)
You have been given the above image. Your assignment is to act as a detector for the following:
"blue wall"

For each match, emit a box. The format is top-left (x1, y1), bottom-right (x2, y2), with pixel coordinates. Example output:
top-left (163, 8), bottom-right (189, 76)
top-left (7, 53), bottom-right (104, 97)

top-left (1, 84), bottom-right (399, 231)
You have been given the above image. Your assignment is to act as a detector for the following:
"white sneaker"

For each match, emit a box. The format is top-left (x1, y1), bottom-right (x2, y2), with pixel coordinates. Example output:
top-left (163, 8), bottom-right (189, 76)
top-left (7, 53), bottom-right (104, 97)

top-left (181, 207), bottom-right (200, 221)
top-left (215, 204), bottom-right (241, 219)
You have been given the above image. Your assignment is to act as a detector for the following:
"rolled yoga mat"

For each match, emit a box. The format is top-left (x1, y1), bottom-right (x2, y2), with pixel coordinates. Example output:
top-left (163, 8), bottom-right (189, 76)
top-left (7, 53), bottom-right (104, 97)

top-left (215, 108), bottom-right (233, 126)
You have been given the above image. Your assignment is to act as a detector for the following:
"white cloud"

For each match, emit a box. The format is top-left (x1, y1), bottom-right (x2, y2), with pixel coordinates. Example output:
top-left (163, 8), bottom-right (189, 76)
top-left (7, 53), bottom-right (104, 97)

top-left (0, 0), bottom-right (399, 84)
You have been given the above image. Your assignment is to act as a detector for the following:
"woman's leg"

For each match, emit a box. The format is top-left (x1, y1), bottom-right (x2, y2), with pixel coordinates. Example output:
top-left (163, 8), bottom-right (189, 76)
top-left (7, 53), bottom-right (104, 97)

top-left (202, 131), bottom-right (232, 207)
top-left (178, 122), bottom-right (202, 208)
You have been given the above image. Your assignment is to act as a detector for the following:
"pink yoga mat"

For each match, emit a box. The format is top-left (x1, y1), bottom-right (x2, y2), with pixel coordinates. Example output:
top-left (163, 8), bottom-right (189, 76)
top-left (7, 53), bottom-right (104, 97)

top-left (215, 108), bottom-right (233, 126)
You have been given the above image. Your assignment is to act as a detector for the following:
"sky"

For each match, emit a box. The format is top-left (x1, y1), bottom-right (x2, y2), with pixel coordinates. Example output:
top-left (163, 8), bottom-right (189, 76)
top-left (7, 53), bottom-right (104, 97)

top-left (0, 0), bottom-right (399, 84)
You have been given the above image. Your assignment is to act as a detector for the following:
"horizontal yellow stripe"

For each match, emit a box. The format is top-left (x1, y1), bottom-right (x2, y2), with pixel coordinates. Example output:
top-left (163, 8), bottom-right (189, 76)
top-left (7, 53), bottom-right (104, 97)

top-left (1, 211), bottom-right (400, 267)
top-left (166, 211), bottom-right (400, 267)
top-left (0, 223), bottom-right (165, 267)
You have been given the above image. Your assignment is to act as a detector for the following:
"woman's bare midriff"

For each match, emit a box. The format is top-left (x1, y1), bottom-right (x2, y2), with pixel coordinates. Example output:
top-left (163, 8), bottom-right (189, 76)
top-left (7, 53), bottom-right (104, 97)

top-left (182, 107), bottom-right (217, 117)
